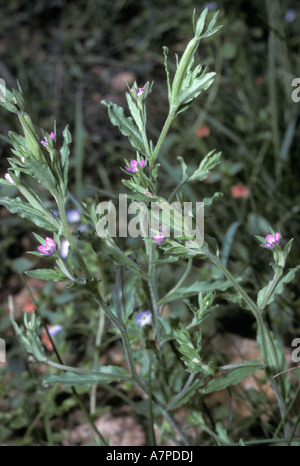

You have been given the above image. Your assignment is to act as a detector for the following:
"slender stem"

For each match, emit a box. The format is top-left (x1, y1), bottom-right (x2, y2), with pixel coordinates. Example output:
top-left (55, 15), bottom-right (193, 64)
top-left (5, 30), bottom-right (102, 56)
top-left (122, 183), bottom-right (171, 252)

top-left (90, 305), bottom-right (106, 414)
top-left (159, 258), bottom-right (192, 305)
top-left (148, 243), bottom-right (159, 329)
top-left (167, 179), bottom-right (187, 204)
top-left (56, 194), bottom-right (92, 281)
top-left (205, 249), bottom-right (290, 438)
top-left (167, 373), bottom-right (195, 410)
top-left (147, 352), bottom-right (157, 446)
top-left (95, 292), bottom-right (148, 393)
top-left (45, 359), bottom-right (131, 380)
top-left (140, 118), bottom-right (152, 161)
top-left (258, 272), bottom-right (282, 312)
top-left (151, 107), bottom-right (177, 167)
top-left (89, 288), bottom-right (190, 445)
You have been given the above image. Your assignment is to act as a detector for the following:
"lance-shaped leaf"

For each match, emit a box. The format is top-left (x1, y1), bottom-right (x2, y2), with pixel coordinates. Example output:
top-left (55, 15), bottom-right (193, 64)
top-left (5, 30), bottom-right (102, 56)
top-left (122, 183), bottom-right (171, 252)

top-left (125, 93), bottom-right (144, 131)
top-left (43, 366), bottom-right (131, 387)
top-left (20, 158), bottom-right (58, 194)
top-left (0, 196), bottom-right (58, 231)
top-left (159, 279), bottom-right (232, 304)
top-left (0, 83), bottom-right (20, 114)
top-left (189, 150), bottom-right (222, 182)
top-left (201, 361), bottom-right (264, 394)
top-left (60, 125), bottom-right (72, 192)
top-left (257, 265), bottom-right (300, 309)
top-left (176, 71), bottom-right (216, 108)
top-left (25, 268), bottom-right (66, 282)
top-left (101, 100), bottom-right (146, 155)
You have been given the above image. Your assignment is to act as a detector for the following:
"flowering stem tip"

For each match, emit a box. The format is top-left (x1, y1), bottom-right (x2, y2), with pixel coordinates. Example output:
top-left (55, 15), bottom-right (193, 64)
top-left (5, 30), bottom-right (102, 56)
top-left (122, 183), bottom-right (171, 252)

top-left (262, 232), bottom-right (281, 249)
top-left (40, 132), bottom-right (55, 147)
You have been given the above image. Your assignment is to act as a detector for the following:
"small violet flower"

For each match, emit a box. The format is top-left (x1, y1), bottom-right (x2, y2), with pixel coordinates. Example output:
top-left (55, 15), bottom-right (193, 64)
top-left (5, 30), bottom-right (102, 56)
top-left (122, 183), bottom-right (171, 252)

top-left (66, 209), bottom-right (81, 223)
top-left (40, 131), bottom-right (55, 147)
top-left (48, 324), bottom-right (64, 337)
top-left (125, 158), bottom-right (145, 173)
top-left (285, 9), bottom-right (297, 23)
top-left (262, 232), bottom-right (281, 249)
top-left (38, 237), bottom-right (57, 255)
top-left (136, 310), bottom-right (152, 327)
top-left (42, 325), bottom-right (63, 351)
top-left (53, 208), bottom-right (81, 224)
top-left (132, 85), bottom-right (151, 99)
top-left (202, 2), bottom-right (218, 10)
top-left (153, 227), bottom-right (167, 244)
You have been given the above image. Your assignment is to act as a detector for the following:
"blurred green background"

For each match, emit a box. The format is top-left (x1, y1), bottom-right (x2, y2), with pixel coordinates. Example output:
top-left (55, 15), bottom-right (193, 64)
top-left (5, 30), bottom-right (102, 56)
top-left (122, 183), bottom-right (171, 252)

top-left (0, 0), bottom-right (299, 445)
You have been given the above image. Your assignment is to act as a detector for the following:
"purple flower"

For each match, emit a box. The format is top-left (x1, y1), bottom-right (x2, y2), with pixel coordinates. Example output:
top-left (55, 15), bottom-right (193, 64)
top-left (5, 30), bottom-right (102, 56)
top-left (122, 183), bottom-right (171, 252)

top-left (40, 131), bottom-right (55, 147)
top-left (132, 85), bottom-right (151, 99)
top-left (262, 232), bottom-right (281, 249)
top-left (52, 208), bottom-right (81, 223)
top-left (125, 158), bottom-right (145, 173)
top-left (285, 9), bottom-right (297, 23)
top-left (136, 310), bottom-right (152, 327)
top-left (153, 227), bottom-right (167, 244)
top-left (37, 237), bottom-right (57, 255)
top-left (4, 173), bottom-right (15, 185)
top-left (48, 324), bottom-right (63, 337)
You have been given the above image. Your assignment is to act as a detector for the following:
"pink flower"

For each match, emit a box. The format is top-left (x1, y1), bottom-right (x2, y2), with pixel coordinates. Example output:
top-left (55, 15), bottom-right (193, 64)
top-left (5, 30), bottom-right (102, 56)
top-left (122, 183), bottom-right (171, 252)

top-left (262, 232), bottom-right (281, 249)
top-left (125, 158), bottom-right (145, 173)
top-left (37, 237), bottom-right (57, 255)
top-left (153, 227), bottom-right (167, 244)
top-left (40, 132), bottom-right (55, 147)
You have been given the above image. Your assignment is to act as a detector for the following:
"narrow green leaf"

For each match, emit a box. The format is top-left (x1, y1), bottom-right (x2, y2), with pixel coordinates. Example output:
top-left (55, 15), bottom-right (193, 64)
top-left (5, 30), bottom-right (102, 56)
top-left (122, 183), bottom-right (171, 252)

top-left (25, 269), bottom-right (66, 281)
top-left (101, 100), bottom-right (146, 155)
top-left (203, 192), bottom-right (223, 206)
top-left (0, 196), bottom-right (57, 231)
top-left (258, 265), bottom-right (300, 308)
top-left (159, 279), bottom-right (232, 304)
top-left (176, 72), bottom-right (216, 107)
top-left (21, 158), bottom-right (58, 193)
top-left (202, 361), bottom-right (263, 394)
top-left (194, 7), bottom-right (208, 38)
top-left (126, 93), bottom-right (143, 130)
top-left (43, 366), bottom-right (131, 387)
top-left (189, 150), bottom-right (222, 182)
top-left (60, 125), bottom-right (72, 192)
top-left (163, 46), bottom-right (172, 101)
